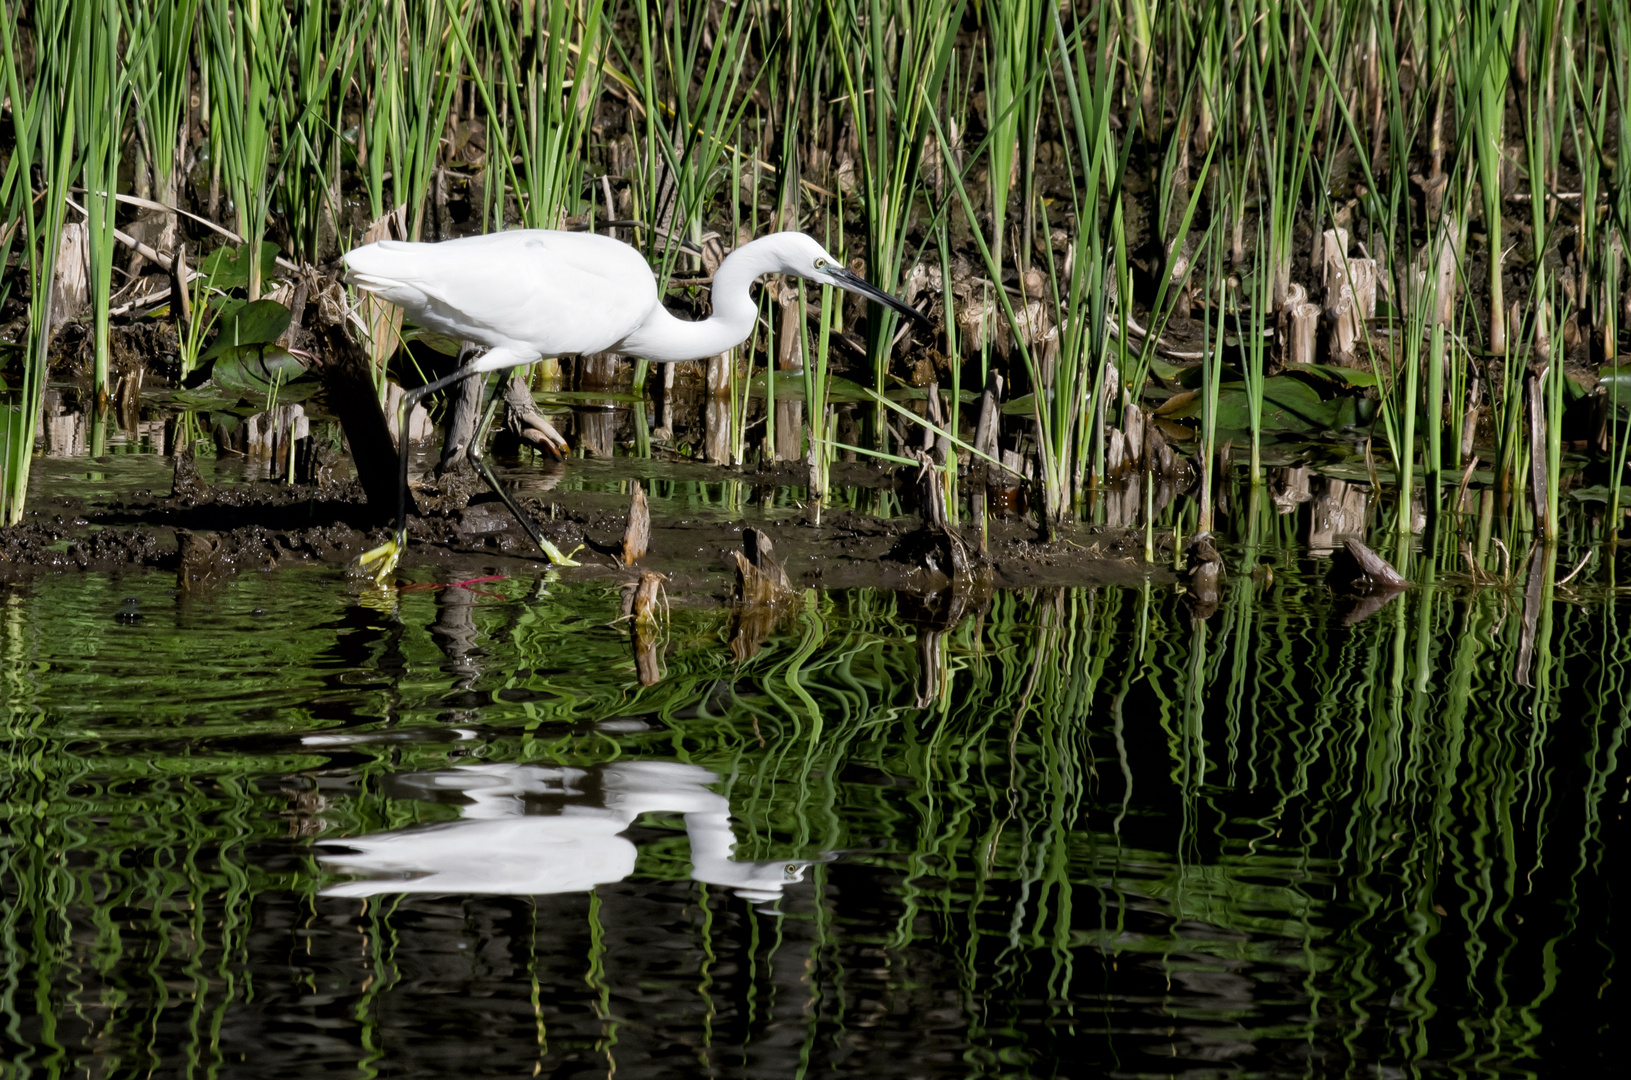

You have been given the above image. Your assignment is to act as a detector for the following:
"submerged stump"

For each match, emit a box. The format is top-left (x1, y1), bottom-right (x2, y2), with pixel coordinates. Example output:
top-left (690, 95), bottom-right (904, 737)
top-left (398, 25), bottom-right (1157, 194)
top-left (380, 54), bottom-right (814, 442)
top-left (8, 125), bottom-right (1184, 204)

top-left (730, 529), bottom-right (796, 662)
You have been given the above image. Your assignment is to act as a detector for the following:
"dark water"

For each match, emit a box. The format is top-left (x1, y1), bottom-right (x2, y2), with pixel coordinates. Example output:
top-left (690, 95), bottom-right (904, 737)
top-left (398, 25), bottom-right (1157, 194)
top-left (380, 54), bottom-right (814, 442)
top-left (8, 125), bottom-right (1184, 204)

top-left (1, 463), bottom-right (1625, 1078)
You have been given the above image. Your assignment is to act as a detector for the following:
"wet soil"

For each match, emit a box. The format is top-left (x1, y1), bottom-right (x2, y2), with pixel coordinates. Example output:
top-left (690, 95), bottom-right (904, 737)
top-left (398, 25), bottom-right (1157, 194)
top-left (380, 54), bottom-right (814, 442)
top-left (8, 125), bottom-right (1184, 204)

top-left (0, 453), bottom-right (1163, 597)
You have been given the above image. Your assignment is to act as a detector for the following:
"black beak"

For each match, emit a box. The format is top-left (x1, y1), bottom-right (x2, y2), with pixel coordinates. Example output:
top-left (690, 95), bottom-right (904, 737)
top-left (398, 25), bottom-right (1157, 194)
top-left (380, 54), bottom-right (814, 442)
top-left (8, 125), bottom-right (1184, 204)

top-left (827, 266), bottom-right (933, 328)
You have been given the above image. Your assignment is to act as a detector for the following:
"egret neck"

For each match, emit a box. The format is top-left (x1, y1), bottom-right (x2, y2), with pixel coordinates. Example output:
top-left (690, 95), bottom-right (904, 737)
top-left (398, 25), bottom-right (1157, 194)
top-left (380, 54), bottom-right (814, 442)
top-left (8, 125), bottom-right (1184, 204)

top-left (613, 236), bottom-right (787, 362)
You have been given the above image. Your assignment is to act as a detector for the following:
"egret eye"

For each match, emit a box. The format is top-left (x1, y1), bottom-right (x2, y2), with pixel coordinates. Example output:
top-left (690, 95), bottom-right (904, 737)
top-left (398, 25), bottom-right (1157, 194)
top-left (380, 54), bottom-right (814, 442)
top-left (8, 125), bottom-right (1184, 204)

top-left (813, 258), bottom-right (829, 271)
top-left (785, 863), bottom-right (799, 876)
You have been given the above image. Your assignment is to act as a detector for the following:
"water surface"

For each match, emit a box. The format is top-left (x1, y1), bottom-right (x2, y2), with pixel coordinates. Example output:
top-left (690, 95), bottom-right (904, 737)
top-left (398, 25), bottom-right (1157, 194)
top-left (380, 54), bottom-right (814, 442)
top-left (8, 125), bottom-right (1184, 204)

top-left (1, 502), bottom-right (1623, 1078)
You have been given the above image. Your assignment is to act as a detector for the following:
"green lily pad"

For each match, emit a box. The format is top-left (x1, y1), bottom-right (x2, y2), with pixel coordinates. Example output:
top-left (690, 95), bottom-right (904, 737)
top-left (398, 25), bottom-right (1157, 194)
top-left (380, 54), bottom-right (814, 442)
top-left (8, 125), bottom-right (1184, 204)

top-left (1146, 355), bottom-right (1187, 383)
top-left (167, 386), bottom-right (240, 411)
top-left (1286, 362), bottom-right (1379, 388)
top-left (1158, 375), bottom-right (1348, 435)
top-left (825, 375), bottom-right (887, 403)
top-left (1258, 376), bottom-right (1345, 430)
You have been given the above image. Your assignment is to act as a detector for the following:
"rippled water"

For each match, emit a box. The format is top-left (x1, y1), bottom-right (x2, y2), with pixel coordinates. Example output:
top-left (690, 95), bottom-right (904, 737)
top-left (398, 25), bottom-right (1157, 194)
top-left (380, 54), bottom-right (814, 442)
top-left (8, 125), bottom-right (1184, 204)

top-left (1, 496), bottom-right (1624, 1077)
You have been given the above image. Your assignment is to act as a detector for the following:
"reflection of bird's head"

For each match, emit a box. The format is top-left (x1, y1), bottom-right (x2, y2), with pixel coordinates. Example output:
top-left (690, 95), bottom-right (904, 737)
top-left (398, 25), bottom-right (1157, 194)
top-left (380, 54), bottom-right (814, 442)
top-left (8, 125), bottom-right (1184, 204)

top-left (729, 860), bottom-right (812, 905)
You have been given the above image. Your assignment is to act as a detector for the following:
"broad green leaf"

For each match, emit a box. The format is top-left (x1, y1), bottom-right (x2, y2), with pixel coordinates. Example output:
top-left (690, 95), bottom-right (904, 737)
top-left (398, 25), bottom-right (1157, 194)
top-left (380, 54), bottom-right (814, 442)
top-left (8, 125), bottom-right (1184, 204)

top-left (1286, 362), bottom-right (1379, 388)
top-left (200, 299), bottom-right (293, 362)
top-left (1156, 376), bottom-right (1346, 434)
top-left (1598, 364), bottom-right (1631, 395)
top-left (209, 345), bottom-right (308, 400)
top-left (194, 241), bottom-right (282, 291)
top-left (1571, 484), bottom-right (1613, 504)
top-left (167, 386), bottom-right (239, 411)
top-left (1146, 355), bottom-right (1186, 383)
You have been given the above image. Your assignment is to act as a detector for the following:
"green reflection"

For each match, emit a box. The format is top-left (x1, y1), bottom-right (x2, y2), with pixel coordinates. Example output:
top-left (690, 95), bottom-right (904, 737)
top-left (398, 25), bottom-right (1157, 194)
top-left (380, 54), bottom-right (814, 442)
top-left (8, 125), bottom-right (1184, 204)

top-left (0, 540), bottom-right (1623, 1077)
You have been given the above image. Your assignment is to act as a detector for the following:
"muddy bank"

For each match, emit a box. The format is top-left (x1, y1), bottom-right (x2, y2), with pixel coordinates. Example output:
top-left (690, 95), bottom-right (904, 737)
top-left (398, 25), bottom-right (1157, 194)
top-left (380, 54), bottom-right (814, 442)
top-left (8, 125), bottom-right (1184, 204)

top-left (0, 453), bottom-right (1163, 596)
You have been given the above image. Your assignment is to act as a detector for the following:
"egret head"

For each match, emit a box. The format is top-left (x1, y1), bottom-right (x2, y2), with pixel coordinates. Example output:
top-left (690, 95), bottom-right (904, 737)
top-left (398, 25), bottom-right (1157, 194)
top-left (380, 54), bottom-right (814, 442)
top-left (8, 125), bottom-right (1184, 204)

top-left (772, 233), bottom-right (930, 327)
top-left (727, 859), bottom-right (813, 905)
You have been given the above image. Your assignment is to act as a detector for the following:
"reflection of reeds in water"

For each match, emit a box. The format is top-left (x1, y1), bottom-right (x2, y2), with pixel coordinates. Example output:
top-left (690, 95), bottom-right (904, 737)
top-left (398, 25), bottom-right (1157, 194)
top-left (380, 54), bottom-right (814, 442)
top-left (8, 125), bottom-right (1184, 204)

top-left (0, 536), bottom-right (1622, 1069)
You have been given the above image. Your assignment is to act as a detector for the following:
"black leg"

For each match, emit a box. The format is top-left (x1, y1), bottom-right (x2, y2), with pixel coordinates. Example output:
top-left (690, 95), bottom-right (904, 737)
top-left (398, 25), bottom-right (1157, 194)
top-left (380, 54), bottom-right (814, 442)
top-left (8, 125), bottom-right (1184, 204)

top-left (466, 376), bottom-right (581, 566)
top-left (360, 365), bottom-right (478, 583)
top-left (397, 368), bottom-right (477, 540)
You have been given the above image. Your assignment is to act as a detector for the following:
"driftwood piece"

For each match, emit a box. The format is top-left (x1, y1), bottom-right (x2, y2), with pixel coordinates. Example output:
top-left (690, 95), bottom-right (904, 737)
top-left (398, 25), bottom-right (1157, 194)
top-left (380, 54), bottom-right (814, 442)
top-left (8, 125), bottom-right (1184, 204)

top-left (619, 569), bottom-right (668, 687)
top-left (1433, 217), bottom-right (1458, 327)
top-left (170, 241), bottom-right (193, 327)
top-left (734, 528), bottom-right (793, 604)
top-left (973, 369), bottom-right (1003, 462)
top-left (915, 449), bottom-right (950, 531)
top-left (729, 529), bottom-right (796, 662)
top-left (50, 222), bottom-right (90, 333)
top-left (1339, 538), bottom-right (1410, 590)
top-left (436, 344), bottom-right (484, 476)
top-left (631, 624), bottom-right (664, 686)
top-left (1106, 429), bottom-right (1127, 476)
top-left (1145, 419), bottom-right (1180, 478)
top-left (356, 207), bottom-right (407, 372)
top-left (1320, 228), bottom-right (1376, 363)
top-left (502, 374), bottom-right (569, 458)
top-left (620, 568), bottom-right (668, 626)
top-left (1515, 546), bottom-right (1548, 687)
top-left (890, 449), bottom-right (978, 581)
top-left (1461, 371), bottom-right (1481, 461)
top-left (1122, 401), bottom-right (1144, 467)
top-left (1328, 284), bottom-right (1357, 358)
top-left (1327, 538), bottom-right (1410, 623)
top-left (621, 481), bottom-right (649, 566)
top-left (1319, 227), bottom-right (1350, 293)
top-left (1348, 258), bottom-right (1378, 319)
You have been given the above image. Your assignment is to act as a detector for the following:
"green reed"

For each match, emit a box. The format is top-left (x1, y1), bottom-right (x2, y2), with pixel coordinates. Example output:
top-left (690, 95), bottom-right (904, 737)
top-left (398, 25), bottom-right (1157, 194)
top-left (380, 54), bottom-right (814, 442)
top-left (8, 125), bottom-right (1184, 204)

top-left (828, 0), bottom-right (962, 438)
top-left (469, 0), bottom-right (606, 231)
top-left (359, 0), bottom-right (467, 240)
top-left (276, 0), bottom-right (366, 263)
top-left (201, 0), bottom-right (288, 301)
top-left (617, 0), bottom-right (756, 274)
top-left (73, 0), bottom-right (127, 405)
top-left (1, 1), bottom-right (78, 526)
top-left (982, 0), bottom-right (1047, 274)
top-left (124, 1), bottom-right (198, 200)
top-left (0, 0), bottom-right (1628, 549)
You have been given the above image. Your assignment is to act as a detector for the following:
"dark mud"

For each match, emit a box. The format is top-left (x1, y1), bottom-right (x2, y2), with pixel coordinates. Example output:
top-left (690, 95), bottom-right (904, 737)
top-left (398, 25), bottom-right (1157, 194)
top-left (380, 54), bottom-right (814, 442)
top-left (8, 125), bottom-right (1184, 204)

top-left (0, 452), bottom-right (1162, 596)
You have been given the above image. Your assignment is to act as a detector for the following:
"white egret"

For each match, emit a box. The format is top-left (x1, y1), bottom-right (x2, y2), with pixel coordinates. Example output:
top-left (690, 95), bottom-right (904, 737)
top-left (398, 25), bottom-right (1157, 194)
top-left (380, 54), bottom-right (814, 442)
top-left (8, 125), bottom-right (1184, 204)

top-left (343, 229), bottom-right (928, 581)
top-left (318, 761), bottom-right (815, 903)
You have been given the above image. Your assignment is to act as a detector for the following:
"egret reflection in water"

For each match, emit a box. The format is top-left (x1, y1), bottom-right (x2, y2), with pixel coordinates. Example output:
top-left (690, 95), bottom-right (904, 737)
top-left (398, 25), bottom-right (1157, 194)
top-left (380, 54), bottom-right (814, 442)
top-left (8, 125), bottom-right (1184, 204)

top-left (318, 761), bottom-right (811, 904)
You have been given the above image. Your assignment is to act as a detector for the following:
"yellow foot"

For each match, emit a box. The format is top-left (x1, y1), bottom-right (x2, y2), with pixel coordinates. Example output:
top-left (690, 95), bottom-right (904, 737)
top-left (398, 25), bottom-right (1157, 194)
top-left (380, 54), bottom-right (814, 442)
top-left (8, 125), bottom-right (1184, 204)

top-left (541, 540), bottom-right (584, 567)
top-left (356, 538), bottom-right (403, 584)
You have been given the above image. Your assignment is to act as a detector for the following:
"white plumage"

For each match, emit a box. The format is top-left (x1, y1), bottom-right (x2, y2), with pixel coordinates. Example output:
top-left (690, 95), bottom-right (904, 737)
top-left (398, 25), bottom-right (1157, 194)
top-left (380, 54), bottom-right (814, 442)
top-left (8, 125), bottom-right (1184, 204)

top-left (342, 228), bottom-right (926, 581)
top-left (319, 762), bottom-right (814, 903)
top-left (345, 230), bottom-right (660, 364)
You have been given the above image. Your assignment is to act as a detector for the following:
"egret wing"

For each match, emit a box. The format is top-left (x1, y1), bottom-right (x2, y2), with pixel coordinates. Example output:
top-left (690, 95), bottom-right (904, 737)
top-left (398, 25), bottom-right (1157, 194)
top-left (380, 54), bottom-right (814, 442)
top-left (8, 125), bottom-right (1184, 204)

top-left (345, 230), bottom-right (659, 357)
